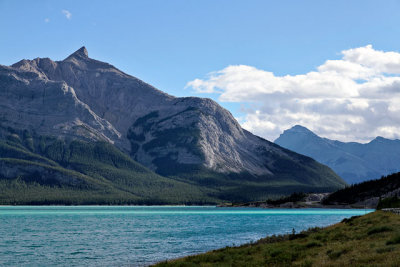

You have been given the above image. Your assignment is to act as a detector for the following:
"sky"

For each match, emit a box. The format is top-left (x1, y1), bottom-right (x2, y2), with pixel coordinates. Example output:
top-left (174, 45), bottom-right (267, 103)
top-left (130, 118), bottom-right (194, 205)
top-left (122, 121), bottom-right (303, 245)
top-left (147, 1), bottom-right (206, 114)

top-left (1, 0), bottom-right (400, 142)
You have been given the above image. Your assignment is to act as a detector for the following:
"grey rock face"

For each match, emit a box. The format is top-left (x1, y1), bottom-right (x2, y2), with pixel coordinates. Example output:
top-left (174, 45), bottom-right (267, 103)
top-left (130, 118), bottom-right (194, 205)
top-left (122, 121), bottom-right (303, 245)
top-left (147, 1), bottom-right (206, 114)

top-left (0, 65), bottom-right (120, 144)
top-left (0, 47), bottom-right (345, 188)
top-left (127, 96), bottom-right (282, 175)
top-left (275, 125), bottom-right (400, 183)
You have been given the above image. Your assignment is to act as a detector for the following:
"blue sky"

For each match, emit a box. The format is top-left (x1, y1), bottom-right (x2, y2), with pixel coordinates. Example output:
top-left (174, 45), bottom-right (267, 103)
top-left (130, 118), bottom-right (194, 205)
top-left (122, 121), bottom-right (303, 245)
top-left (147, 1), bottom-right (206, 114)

top-left (1, 0), bottom-right (400, 142)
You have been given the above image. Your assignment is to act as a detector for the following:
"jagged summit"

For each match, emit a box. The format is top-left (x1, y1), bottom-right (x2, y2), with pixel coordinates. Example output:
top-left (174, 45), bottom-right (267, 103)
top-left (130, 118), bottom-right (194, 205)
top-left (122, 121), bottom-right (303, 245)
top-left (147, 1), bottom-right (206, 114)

top-left (288, 125), bottom-right (314, 134)
top-left (369, 136), bottom-right (400, 146)
top-left (274, 125), bottom-right (317, 142)
top-left (370, 136), bottom-right (388, 143)
top-left (0, 48), bottom-right (347, 202)
top-left (64, 46), bottom-right (89, 60)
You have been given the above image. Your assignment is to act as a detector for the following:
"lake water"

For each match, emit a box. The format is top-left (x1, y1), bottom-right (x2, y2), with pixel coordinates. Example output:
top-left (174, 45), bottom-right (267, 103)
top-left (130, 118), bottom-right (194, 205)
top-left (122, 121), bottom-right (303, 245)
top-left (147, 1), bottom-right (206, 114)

top-left (0, 206), bottom-right (373, 266)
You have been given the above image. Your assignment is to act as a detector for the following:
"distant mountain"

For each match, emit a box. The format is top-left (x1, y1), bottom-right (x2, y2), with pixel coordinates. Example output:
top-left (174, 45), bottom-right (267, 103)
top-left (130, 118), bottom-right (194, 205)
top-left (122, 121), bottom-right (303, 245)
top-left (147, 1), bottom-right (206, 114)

top-left (0, 48), bottom-right (346, 204)
top-left (275, 125), bottom-right (400, 184)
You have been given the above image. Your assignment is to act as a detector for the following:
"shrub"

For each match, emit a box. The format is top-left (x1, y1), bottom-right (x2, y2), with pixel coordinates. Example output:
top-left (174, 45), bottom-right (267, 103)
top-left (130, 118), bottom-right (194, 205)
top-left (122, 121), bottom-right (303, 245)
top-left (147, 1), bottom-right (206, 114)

top-left (326, 248), bottom-right (348, 260)
top-left (386, 235), bottom-right (400, 245)
top-left (305, 241), bottom-right (322, 248)
top-left (367, 226), bottom-right (392, 235)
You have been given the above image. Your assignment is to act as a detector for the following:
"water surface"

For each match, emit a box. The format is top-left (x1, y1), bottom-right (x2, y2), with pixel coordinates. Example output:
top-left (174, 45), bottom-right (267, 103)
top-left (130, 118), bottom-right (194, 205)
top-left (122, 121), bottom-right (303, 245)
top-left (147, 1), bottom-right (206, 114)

top-left (0, 206), bottom-right (373, 266)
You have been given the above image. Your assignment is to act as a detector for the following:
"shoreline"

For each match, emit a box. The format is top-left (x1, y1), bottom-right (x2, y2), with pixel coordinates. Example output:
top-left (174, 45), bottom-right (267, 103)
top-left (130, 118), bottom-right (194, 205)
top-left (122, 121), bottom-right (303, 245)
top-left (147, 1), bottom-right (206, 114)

top-left (0, 204), bottom-right (376, 211)
top-left (218, 203), bottom-right (375, 209)
top-left (218, 192), bottom-right (377, 209)
top-left (154, 210), bottom-right (399, 266)
top-left (0, 204), bottom-right (373, 209)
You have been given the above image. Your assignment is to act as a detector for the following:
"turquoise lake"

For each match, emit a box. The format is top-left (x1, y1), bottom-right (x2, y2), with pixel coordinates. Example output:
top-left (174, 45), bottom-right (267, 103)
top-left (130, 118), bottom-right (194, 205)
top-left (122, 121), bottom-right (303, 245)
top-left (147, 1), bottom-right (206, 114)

top-left (0, 206), bottom-right (373, 266)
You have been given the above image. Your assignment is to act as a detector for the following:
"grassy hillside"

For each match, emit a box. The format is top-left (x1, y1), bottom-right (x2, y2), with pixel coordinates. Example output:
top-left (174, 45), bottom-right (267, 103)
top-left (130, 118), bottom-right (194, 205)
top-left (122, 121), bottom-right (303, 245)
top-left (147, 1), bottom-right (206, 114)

top-left (0, 128), bottom-right (217, 204)
top-left (156, 211), bottom-right (400, 266)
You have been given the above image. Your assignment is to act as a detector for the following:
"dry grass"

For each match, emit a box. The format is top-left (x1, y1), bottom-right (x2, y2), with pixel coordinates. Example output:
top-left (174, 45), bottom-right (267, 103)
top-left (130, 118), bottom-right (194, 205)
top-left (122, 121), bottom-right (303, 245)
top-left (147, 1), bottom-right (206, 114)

top-left (155, 211), bottom-right (400, 267)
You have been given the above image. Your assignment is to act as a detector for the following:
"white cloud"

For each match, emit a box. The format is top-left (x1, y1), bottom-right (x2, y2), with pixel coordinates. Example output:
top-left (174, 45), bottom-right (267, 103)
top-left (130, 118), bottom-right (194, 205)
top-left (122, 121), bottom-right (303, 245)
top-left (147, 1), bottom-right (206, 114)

top-left (342, 45), bottom-right (400, 74)
top-left (186, 45), bottom-right (400, 142)
top-left (62, 9), bottom-right (72, 20)
top-left (44, 18), bottom-right (50, 23)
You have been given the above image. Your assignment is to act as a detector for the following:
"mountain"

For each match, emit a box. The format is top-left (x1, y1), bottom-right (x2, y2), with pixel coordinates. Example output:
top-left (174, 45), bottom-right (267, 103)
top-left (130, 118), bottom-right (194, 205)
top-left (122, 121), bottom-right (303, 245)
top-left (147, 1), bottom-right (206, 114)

top-left (0, 130), bottom-right (215, 205)
top-left (275, 125), bottom-right (400, 184)
top-left (0, 47), bottom-right (346, 204)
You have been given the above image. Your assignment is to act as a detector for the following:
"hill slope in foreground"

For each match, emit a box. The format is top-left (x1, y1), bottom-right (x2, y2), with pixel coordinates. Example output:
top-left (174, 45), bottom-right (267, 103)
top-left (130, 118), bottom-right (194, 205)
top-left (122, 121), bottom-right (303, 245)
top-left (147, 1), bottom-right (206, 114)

top-left (156, 211), bottom-right (400, 266)
top-left (0, 47), bottom-right (346, 204)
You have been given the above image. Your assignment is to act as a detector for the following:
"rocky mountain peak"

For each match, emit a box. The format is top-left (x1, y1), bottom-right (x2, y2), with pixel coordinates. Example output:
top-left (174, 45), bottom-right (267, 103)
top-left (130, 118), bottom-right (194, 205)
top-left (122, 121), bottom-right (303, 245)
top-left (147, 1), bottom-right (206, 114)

top-left (0, 48), bottom-right (347, 197)
top-left (288, 125), bottom-right (314, 134)
top-left (275, 125), bottom-right (318, 144)
top-left (64, 46), bottom-right (89, 60)
top-left (370, 136), bottom-right (388, 143)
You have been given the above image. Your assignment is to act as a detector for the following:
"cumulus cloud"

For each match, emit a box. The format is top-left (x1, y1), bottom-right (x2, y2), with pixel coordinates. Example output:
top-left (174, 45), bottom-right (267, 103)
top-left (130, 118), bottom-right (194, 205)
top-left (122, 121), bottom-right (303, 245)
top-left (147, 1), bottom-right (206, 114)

top-left (62, 9), bottom-right (72, 20)
top-left (186, 45), bottom-right (400, 142)
top-left (44, 18), bottom-right (50, 23)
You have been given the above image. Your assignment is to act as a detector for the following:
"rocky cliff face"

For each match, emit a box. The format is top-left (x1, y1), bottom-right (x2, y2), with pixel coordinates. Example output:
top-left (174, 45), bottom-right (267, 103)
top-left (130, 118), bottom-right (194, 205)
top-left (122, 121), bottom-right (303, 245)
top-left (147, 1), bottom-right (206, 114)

top-left (0, 47), bottom-right (346, 192)
top-left (127, 97), bottom-right (283, 176)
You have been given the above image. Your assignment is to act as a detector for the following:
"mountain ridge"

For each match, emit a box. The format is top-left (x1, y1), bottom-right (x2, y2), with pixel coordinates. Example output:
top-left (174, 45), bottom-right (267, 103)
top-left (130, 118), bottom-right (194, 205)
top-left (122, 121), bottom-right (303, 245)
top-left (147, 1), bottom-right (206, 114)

top-left (275, 125), bottom-right (400, 184)
top-left (0, 47), bottom-right (347, 203)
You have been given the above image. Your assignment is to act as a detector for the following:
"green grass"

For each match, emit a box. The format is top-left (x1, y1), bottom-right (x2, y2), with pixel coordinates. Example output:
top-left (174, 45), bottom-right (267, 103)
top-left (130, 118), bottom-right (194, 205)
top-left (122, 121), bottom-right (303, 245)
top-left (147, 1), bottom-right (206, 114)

top-left (368, 226), bottom-right (393, 235)
top-left (155, 211), bottom-right (400, 267)
top-left (386, 235), bottom-right (400, 245)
